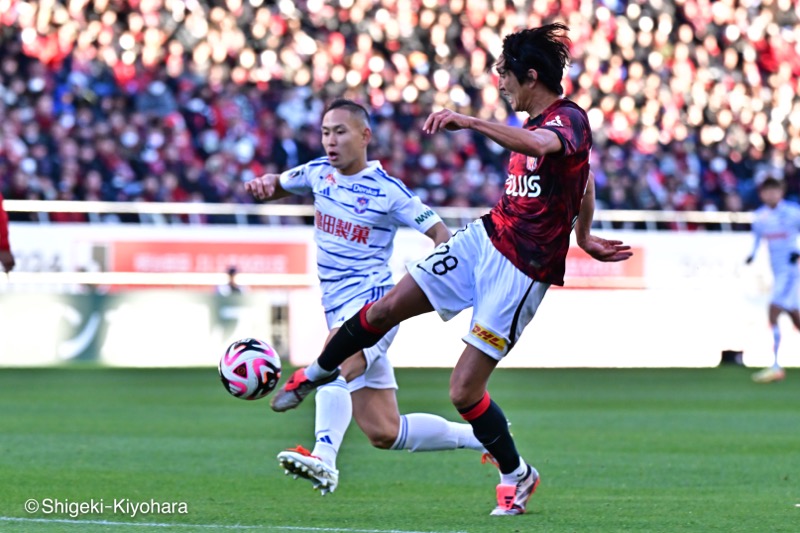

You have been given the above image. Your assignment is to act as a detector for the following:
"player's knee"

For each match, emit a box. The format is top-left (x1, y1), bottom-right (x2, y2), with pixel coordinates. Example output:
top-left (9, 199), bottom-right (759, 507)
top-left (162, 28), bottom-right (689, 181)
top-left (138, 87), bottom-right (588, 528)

top-left (365, 427), bottom-right (398, 449)
top-left (448, 383), bottom-right (475, 410)
top-left (367, 298), bottom-right (396, 330)
top-left (340, 354), bottom-right (367, 382)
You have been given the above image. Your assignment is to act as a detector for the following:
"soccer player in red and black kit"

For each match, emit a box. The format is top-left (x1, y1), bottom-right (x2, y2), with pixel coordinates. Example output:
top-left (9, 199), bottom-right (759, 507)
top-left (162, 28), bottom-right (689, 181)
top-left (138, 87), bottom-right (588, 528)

top-left (271, 24), bottom-right (633, 515)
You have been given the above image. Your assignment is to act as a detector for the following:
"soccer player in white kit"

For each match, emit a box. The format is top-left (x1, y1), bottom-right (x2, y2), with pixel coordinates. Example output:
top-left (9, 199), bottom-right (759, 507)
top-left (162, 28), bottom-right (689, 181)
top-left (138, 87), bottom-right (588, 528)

top-left (746, 177), bottom-right (800, 383)
top-left (245, 99), bottom-right (485, 495)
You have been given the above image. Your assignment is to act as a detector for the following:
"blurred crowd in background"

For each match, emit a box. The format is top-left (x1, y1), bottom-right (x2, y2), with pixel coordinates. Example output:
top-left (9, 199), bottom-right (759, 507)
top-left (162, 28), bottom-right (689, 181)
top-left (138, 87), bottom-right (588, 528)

top-left (1, 0), bottom-right (799, 223)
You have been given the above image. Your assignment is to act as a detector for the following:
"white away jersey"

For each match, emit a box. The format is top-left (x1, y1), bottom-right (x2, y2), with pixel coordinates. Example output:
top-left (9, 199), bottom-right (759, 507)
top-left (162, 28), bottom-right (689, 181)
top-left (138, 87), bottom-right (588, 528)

top-left (752, 200), bottom-right (800, 273)
top-left (280, 157), bottom-right (442, 312)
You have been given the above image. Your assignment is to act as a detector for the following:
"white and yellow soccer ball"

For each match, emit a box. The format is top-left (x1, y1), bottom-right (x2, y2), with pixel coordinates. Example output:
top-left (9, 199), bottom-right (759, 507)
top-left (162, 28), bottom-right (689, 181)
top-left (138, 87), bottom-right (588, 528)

top-left (218, 338), bottom-right (281, 400)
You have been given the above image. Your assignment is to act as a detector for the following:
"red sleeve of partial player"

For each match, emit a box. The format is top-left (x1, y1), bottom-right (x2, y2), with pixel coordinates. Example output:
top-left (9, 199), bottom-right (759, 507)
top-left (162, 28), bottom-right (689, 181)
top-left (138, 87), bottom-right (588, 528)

top-left (0, 192), bottom-right (10, 251)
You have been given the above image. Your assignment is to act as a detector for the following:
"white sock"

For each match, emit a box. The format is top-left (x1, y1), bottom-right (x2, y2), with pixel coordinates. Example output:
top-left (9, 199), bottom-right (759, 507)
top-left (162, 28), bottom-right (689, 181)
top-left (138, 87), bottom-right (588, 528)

top-left (500, 458), bottom-right (528, 485)
top-left (771, 325), bottom-right (781, 368)
top-left (310, 376), bottom-right (351, 469)
top-left (390, 413), bottom-right (485, 452)
top-left (304, 360), bottom-right (334, 382)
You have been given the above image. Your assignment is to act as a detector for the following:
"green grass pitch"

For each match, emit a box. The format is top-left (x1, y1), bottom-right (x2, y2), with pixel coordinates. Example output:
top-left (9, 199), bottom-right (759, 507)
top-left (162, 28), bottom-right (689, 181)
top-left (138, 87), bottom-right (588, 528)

top-left (0, 366), bottom-right (797, 533)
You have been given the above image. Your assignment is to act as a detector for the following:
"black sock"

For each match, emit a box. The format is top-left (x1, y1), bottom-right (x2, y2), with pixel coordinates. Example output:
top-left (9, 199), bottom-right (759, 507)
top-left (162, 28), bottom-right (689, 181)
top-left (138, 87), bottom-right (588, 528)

top-left (459, 392), bottom-right (520, 474)
top-left (318, 303), bottom-right (387, 372)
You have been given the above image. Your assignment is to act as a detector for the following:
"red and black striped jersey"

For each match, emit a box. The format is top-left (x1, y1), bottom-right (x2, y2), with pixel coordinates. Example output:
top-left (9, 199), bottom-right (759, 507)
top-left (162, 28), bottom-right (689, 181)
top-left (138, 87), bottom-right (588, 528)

top-left (483, 98), bottom-right (592, 285)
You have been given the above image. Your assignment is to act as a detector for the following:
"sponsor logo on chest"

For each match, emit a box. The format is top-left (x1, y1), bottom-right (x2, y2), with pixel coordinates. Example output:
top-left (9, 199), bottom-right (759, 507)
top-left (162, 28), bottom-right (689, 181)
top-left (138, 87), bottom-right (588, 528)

top-left (315, 210), bottom-right (371, 244)
top-left (505, 174), bottom-right (541, 198)
top-left (352, 183), bottom-right (381, 196)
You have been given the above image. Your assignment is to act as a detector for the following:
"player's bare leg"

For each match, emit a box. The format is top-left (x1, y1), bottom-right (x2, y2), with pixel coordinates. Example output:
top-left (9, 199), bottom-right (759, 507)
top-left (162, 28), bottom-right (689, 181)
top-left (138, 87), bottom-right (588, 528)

top-left (452, 345), bottom-right (539, 515)
top-left (351, 387), bottom-right (401, 449)
top-left (362, 274), bottom-right (435, 331)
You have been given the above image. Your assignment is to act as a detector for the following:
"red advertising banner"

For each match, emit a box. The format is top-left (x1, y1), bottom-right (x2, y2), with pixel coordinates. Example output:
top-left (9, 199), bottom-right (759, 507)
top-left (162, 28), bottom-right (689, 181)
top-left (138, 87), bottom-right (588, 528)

top-left (110, 242), bottom-right (308, 274)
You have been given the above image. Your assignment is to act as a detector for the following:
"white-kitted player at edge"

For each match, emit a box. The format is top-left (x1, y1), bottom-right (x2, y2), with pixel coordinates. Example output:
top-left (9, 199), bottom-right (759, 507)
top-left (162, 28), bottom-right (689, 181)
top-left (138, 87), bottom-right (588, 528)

top-left (245, 98), bottom-right (486, 495)
top-left (746, 176), bottom-right (800, 383)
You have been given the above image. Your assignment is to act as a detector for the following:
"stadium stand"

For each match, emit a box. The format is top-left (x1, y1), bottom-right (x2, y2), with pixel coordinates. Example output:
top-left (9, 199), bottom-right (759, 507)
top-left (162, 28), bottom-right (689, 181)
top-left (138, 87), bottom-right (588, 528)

top-left (0, 0), bottom-right (798, 220)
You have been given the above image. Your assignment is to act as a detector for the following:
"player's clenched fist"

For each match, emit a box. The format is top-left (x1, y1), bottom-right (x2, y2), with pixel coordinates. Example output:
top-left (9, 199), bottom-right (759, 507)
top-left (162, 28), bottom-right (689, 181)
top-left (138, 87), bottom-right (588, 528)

top-left (246, 174), bottom-right (280, 201)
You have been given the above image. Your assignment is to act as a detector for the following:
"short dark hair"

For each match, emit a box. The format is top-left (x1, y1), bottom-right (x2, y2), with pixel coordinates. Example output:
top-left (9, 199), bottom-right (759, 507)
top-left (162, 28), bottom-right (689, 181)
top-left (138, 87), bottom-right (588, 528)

top-left (323, 98), bottom-right (370, 125)
top-left (501, 23), bottom-right (571, 95)
top-left (759, 176), bottom-right (784, 191)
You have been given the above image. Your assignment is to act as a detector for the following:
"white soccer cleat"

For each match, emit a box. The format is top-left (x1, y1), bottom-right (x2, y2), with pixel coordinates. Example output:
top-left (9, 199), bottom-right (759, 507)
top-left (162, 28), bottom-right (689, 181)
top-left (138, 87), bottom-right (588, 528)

top-left (751, 366), bottom-right (786, 383)
top-left (277, 446), bottom-right (339, 496)
top-left (490, 464), bottom-right (540, 516)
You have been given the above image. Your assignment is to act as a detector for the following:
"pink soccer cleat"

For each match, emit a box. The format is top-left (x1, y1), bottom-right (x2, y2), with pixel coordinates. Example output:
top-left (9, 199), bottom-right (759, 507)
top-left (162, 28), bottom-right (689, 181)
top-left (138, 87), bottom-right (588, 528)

top-left (490, 464), bottom-right (540, 516)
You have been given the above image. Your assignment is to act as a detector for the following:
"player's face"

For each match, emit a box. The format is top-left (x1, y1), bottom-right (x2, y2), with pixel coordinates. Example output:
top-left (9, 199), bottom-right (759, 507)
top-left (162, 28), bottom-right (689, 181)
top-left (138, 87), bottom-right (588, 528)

top-left (496, 56), bottom-right (531, 113)
top-left (759, 186), bottom-right (783, 208)
top-left (321, 109), bottom-right (370, 175)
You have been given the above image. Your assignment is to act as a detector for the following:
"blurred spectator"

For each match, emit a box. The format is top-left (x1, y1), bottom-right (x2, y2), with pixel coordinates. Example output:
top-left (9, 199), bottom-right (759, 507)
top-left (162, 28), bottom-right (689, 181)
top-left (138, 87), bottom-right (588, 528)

top-left (1, 0), bottom-right (799, 220)
top-left (216, 266), bottom-right (244, 296)
top-left (0, 191), bottom-right (14, 272)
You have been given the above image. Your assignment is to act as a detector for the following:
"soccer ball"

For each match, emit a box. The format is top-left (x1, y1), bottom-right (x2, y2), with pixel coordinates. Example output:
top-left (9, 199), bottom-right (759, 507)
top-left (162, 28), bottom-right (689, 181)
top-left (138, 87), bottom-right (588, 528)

top-left (218, 338), bottom-right (281, 400)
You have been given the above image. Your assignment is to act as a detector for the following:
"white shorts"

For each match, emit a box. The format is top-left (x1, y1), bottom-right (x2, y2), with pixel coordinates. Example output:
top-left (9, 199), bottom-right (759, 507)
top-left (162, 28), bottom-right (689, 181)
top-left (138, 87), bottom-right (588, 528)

top-left (771, 271), bottom-right (800, 310)
top-left (325, 287), bottom-right (398, 392)
top-left (407, 219), bottom-right (549, 361)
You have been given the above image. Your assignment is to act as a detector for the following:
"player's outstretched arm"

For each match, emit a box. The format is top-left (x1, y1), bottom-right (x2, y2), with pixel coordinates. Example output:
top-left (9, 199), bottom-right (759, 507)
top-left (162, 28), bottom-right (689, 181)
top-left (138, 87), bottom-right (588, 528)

top-left (423, 108), bottom-right (561, 157)
top-left (245, 173), bottom-right (294, 202)
top-left (575, 172), bottom-right (633, 263)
